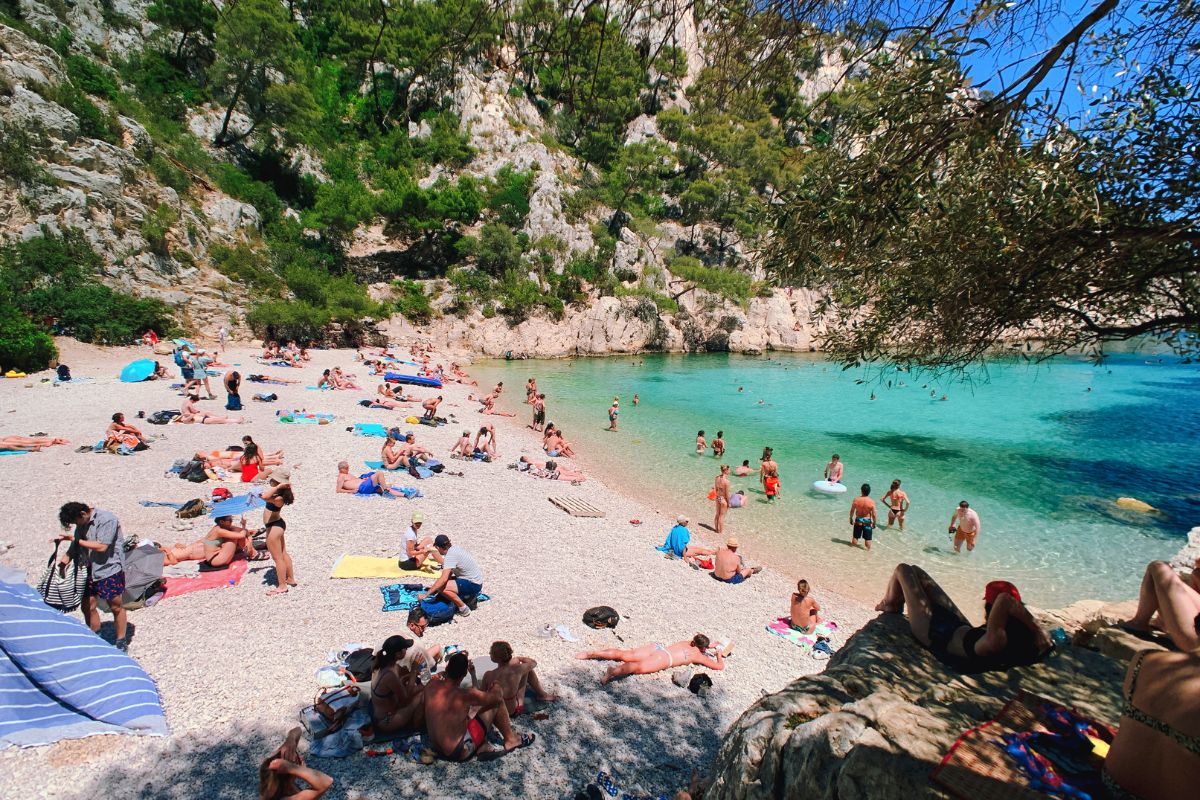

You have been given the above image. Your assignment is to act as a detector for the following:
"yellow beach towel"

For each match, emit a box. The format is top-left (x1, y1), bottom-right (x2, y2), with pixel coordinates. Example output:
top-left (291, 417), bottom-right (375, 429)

top-left (329, 555), bottom-right (439, 579)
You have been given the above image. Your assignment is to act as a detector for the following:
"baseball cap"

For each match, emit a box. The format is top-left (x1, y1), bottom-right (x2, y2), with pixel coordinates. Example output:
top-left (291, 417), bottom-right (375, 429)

top-left (433, 534), bottom-right (451, 548)
top-left (411, 511), bottom-right (425, 524)
top-left (381, 634), bottom-right (414, 656)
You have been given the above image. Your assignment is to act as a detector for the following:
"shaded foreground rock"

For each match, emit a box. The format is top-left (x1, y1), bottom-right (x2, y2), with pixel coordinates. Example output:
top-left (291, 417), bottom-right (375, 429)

top-left (704, 613), bottom-right (1128, 800)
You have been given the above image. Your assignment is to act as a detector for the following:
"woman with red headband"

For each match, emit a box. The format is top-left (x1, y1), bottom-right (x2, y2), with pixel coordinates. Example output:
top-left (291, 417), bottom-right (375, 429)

top-left (875, 563), bottom-right (1052, 672)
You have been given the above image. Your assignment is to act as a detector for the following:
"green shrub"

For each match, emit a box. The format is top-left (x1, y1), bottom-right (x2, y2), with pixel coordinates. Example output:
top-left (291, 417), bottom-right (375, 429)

top-left (668, 255), bottom-right (753, 302)
top-left (486, 165), bottom-right (534, 227)
top-left (414, 111), bottom-right (474, 168)
top-left (209, 241), bottom-right (282, 292)
top-left (475, 222), bottom-right (523, 278)
top-left (149, 152), bottom-right (191, 192)
top-left (0, 304), bottom-right (57, 373)
top-left (140, 202), bottom-right (179, 256)
top-left (213, 163), bottom-right (284, 222)
top-left (49, 82), bottom-right (121, 143)
top-left (66, 55), bottom-right (119, 99)
top-left (616, 284), bottom-right (678, 313)
top-left (0, 123), bottom-right (44, 185)
top-left (393, 279), bottom-right (434, 324)
top-left (245, 299), bottom-right (331, 341)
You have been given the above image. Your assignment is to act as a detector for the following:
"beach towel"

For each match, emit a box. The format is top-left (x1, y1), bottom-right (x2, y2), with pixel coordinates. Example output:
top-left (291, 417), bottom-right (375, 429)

top-left (139, 500), bottom-right (187, 509)
top-left (330, 555), bottom-right (438, 580)
top-left (365, 460), bottom-right (434, 479)
top-left (765, 618), bottom-right (839, 650)
top-left (352, 423), bottom-right (389, 437)
top-left (0, 450), bottom-right (30, 456)
top-left (380, 584), bottom-right (490, 613)
top-left (277, 412), bottom-right (333, 424)
top-left (930, 691), bottom-right (1114, 800)
top-left (161, 559), bottom-right (248, 600)
top-left (0, 565), bottom-right (168, 749)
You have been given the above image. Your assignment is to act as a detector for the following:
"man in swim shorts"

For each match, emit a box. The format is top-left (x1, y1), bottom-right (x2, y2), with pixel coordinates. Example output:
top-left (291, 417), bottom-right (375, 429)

top-left (789, 579), bottom-right (821, 634)
top-left (424, 652), bottom-right (533, 761)
top-left (949, 500), bottom-right (981, 552)
top-left (849, 483), bottom-right (877, 550)
top-left (334, 461), bottom-right (410, 497)
top-left (712, 537), bottom-right (760, 583)
top-left (824, 454), bottom-right (844, 484)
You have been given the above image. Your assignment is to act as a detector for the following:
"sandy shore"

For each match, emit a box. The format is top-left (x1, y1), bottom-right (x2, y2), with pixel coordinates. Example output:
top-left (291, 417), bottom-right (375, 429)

top-left (0, 339), bottom-right (873, 800)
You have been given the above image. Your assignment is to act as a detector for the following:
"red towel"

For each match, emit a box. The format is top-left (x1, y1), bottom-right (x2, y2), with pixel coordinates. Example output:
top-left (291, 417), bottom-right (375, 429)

top-left (162, 559), bottom-right (248, 600)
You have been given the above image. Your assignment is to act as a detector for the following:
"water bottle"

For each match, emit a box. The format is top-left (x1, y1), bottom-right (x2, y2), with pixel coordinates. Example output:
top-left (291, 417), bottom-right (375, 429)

top-left (1050, 627), bottom-right (1069, 653)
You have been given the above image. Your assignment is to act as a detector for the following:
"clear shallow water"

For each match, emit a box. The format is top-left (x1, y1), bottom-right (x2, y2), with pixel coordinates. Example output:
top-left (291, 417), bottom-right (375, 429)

top-left (473, 353), bottom-right (1200, 610)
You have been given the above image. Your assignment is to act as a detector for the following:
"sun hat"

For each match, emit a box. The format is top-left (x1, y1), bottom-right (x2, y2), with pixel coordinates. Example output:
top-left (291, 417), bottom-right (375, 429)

top-left (271, 467), bottom-right (292, 483)
top-left (726, 536), bottom-right (740, 548)
top-left (411, 511), bottom-right (425, 524)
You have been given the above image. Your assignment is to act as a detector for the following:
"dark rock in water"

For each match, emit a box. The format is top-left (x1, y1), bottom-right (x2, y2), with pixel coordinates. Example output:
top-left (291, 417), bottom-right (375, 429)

top-left (704, 612), bottom-right (1128, 800)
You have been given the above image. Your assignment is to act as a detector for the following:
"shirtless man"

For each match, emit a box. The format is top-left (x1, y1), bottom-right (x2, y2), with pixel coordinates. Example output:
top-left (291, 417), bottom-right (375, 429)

top-left (525, 378), bottom-right (537, 404)
top-left (480, 395), bottom-right (516, 416)
top-left (712, 431), bottom-right (725, 457)
top-left (734, 459), bottom-right (752, 476)
top-left (713, 464), bottom-right (731, 535)
top-left (422, 396), bottom-right (443, 420)
top-left (178, 395), bottom-right (244, 424)
top-left (713, 537), bottom-right (760, 583)
top-left (849, 483), bottom-right (877, 550)
top-left (530, 393), bottom-right (546, 432)
top-left (544, 429), bottom-right (576, 458)
top-left (760, 448), bottom-right (780, 502)
top-left (492, 381), bottom-right (504, 397)
top-left (335, 461), bottom-right (411, 497)
top-left (789, 579), bottom-right (821, 634)
top-left (473, 425), bottom-right (497, 459)
top-left (424, 652), bottom-right (533, 761)
top-left (480, 641), bottom-right (556, 717)
top-left (949, 500), bottom-right (981, 553)
top-left (824, 453), bottom-right (844, 484)
top-left (881, 479), bottom-right (910, 530)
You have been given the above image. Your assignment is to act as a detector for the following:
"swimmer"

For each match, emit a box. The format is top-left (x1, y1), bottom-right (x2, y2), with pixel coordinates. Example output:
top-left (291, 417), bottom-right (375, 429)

top-left (632, 393), bottom-right (639, 406)
top-left (824, 454), bottom-right (843, 484)
top-left (881, 479), bottom-right (909, 530)
top-left (734, 459), bottom-right (752, 476)
top-left (711, 431), bottom-right (725, 458)
top-left (696, 430), bottom-right (706, 455)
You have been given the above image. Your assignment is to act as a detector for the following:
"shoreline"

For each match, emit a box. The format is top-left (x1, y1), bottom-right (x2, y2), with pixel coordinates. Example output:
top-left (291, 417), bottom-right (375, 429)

top-left (0, 339), bottom-right (875, 800)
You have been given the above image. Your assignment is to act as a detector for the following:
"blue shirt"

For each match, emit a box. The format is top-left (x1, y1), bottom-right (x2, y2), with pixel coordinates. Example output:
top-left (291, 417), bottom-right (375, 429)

top-left (658, 524), bottom-right (691, 557)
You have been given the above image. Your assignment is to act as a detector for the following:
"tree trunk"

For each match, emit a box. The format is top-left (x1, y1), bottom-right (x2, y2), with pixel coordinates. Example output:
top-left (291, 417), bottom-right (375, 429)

top-left (215, 66), bottom-right (251, 146)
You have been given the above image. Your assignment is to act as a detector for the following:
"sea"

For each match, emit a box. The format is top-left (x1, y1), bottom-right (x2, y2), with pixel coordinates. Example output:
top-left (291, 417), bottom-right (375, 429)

top-left (471, 352), bottom-right (1200, 612)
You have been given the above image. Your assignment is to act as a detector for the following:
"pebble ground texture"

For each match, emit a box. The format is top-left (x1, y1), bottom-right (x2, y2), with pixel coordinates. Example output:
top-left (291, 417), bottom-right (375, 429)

top-left (0, 339), bottom-right (873, 800)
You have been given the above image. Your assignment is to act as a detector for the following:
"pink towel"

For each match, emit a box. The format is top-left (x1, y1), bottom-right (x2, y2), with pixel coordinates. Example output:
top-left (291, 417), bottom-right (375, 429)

top-left (162, 559), bottom-right (249, 600)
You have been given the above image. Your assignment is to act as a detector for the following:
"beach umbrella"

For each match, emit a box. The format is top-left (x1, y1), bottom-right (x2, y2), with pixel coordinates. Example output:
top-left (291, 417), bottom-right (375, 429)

top-left (209, 493), bottom-right (266, 518)
top-left (173, 338), bottom-right (194, 349)
top-left (119, 359), bottom-right (156, 383)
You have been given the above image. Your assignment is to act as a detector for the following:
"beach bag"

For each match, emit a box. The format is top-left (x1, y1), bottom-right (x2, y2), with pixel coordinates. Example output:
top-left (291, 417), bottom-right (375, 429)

top-left (582, 606), bottom-right (620, 630)
top-left (173, 349), bottom-right (186, 368)
top-left (56, 364), bottom-right (71, 381)
top-left (344, 648), bottom-right (374, 683)
top-left (211, 487), bottom-right (232, 502)
top-left (147, 410), bottom-right (179, 425)
top-left (300, 684), bottom-right (360, 739)
top-left (179, 459), bottom-right (208, 483)
top-left (225, 394), bottom-right (242, 411)
top-left (176, 498), bottom-right (206, 518)
top-left (36, 541), bottom-right (88, 612)
top-left (418, 596), bottom-right (457, 626)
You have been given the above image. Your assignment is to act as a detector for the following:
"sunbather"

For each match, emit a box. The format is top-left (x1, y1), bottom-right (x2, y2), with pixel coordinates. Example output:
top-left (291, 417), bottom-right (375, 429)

top-left (424, 652), bottom-right (534, 761)
top-left (576, 635), bottom-right (733, 685)
top-left (875, 563), bottom-right (1052, 672)
top-left (106, 413), bottom-right (147, 450)
top-left (659, 515), bottom-right (716, 566)
top-left (381, 435), bottom-right (405, 470)
top-left (0, 435), bottom-right (69, 451)
top-left (479, 394), bottom-right (515, 416)
top-left (480, 642), bottom-right (556, 716)
top-left (248, 373), bottom-right (300, 385)
top-left (161, 515), bottom-right (263, 566)
top-left (179, 395), bottom-right (244, 424)
top-left (259, 727), bottom-right (333, 800)
top-left (449, 430), bottom-right (473, 458)
top-left (544, 429), bottom-right (576, 458)
top-left (335, 461), bottom-right (412, 497)
top-left (378, 383), bottom-right (415, 402)
top-left (369, 635), bottom-right (425, 736)
top-left (517, 456), bottom-right (586, 482)
top-left (331, 367), bottom-right (360, 390)
top-left (1121, 558), bottom-right (1200, 651)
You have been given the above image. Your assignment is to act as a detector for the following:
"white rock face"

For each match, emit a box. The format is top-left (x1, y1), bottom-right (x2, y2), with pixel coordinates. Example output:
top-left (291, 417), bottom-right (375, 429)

top-left (202, 196), bottom-right (263, 234)
top-left (0, 23), bottom-right (65, 87)
top-left (5, 84), bottom-right (79, 139)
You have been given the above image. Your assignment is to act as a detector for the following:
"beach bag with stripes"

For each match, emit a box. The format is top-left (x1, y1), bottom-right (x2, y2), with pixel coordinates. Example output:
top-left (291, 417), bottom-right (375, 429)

top-left (36, 541), bottom-right (88, 613)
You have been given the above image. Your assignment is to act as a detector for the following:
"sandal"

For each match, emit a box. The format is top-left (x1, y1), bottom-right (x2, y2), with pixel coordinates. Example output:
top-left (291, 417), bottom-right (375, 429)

top-left (476, 733), bottom-right (536, 761)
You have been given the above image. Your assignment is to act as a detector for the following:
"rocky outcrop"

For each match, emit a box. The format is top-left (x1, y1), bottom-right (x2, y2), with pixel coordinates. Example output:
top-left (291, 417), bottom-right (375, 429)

top-left (704, 609), bottom-right (1130, 800)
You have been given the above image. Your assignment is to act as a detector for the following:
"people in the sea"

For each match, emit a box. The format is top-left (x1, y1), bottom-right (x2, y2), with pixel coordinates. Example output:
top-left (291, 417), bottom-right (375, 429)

top-left (713, 537), bottom-right (760, 584)
top-left (607, 399), bottom-right (619, 431)
top-left (734, 460), bottom-right (752, 476)
top-left (369, 635), bottom-right (425, 736)
top-left (1101, 612), bottom-right (1200, 799)
top-left (0, 435), bottom-right (69, 451)
top-left (824, 453), bottom-right (844, 484)
top-left (760, 448), bottom-right (780, 501)
top-left (575, 635), bottom-right (733, 684)
top-left (790, 579), bottom-right (821, 634)
top-left (850, 483), bottom-right (877, 550)
top-left (881, 479), bottom-right (909, 530)
top-left (399, 511), bottom-right (440, 571)
top-left (531, 393), bottom-right (546, 432)
top-left (56, 503), bottom-right (128, 650)
top-left (659, 515), bottom-right (716, 566)
top-left (259, 726), bottom-right (334, 800)
top-left (179, 394), bottom-right (245, 424)
top-left (335, 461), bottom-right (413, 498)
top-left (480, 641), bottom-right (557, 716)
top-left (713, 464), bottom-right (731, 535)
top-left (696, 430), bottom-right (707, 455)
top-left (424, 652), bottom-right (534, 761)
top-left (949, 500), bottom-right (981, 553)
top-left (1121, 559), bottom-right (1200, 651)
top-left (729, 490), bottom-right (746, 508)
top-left (875, 564), bottom-right (1051, 672)
top-left (418, 535), bottom-right (483, 617)
top-left (261, 469), bottom-right (296, 596)
top-left (632, 393), bottom-right (639, 406)
top-left (712, 430), bottom-right (725, 457)
top-left (161, 515), bottom-right (263, 566)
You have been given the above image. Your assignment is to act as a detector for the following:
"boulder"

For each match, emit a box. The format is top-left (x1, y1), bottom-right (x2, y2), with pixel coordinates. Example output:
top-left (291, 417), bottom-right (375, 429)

top-left (1169, 526), bottom-right (1200, 571)
top-left (704, 614), bottom-right (1126, 800)
top-left (4, 85), bottom-right (78, 140)
top-left (201, 196), bottom-right (262, 234)
top-left (44, 165), bottom-right (123, 200)
top-left (0, 24), bottom-right (66, 88)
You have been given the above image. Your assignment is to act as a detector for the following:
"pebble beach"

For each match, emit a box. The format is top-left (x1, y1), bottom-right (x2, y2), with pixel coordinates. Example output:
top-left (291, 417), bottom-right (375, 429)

top-left (0, 339), bottom-right (874, 800)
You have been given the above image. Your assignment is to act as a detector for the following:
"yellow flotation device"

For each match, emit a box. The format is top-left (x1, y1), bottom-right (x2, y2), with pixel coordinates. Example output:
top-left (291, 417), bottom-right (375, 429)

top-left (1116, 497), bottom-right (1157, 513)
top-left (5, 370), bottom-right (26, 378)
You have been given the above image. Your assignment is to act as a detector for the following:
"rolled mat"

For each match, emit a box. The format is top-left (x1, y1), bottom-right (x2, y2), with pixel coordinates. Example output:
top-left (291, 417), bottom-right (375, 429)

top-left (330, 555), bottom-right (440, 579)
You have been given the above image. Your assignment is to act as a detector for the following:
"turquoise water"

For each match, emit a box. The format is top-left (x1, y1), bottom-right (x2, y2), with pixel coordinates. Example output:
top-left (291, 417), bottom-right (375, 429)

top-left (472, 353), bottom-right (1200, 610)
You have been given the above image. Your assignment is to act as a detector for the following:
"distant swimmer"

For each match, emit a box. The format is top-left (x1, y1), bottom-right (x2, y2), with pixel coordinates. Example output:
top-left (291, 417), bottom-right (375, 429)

top-left (696, 430), bottom-right (707, 455)
top-left (869, 392), bottom-right (876, 401)
top-left (949, 500), bottom-right (981, 553)
top-left (824, 454), bottom-right (844, 485)
top-left (760, 449), bottom-right (780, 502)
top-left (712, 430), bottom-right (725, 457)
top-left (849, 483), bottom-right (877, 550)
top-left (738, 387), bottom-right (744, 393)
top-left (734, 460), bottom-right (752, 476)
top-left (607, 399), bottom-right (619, 431)
top-left (757, 399), bottom-right (764, 405)
top-left (940, 395), bottom-right (948, 401)
top-left (713, 464), bottom-right (731, 534)
top-left (632, 393), bottom-right (639, 406)
top-left (881, 479), bottom-right (909, 530)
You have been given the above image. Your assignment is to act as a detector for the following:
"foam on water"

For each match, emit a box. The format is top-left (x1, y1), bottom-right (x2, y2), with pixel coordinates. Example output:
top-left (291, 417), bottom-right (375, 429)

top-left (473, 353), bottom-right (1199, 610)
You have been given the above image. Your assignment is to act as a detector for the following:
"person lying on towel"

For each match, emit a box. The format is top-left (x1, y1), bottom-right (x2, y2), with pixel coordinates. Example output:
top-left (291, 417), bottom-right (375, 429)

top-left (161, 515), bottom-right (266, 566)
top-left (334, 461), bottom-right (413, 498)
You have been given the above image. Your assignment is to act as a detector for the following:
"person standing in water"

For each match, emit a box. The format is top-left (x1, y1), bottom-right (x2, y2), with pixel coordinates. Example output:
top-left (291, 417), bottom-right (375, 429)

top-left (849, 483), bottom-right (877, 550)
top-left (761, 449), bottom-right (780, 502)
top-left (713, 464), bottom-right (731, 535)
top-left (712, 431), bottom-right (725, 457)
top-left (607, 399), bottom-right (619, 431)
top-left (696, 430), bottom-right (707, 455)
top-left (824, 454), bottom-right (844, 484)
top-left (949, 501), bottom-right (981, 553)
top-left (632, 393), bottom-right (639, 406)
top-left (881, 479), bottom-right (910, 530)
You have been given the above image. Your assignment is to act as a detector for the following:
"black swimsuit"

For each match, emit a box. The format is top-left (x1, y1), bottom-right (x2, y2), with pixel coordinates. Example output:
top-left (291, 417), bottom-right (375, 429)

top-left (927, 604), bottom-right (1041, 673)
top-left (264, 498), bottom-right (286, 530)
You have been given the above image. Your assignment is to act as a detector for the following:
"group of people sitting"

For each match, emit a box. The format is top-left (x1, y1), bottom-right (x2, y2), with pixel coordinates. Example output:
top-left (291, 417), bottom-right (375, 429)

top-left (194, 436), bottom-right (284, 482)
top-left (261, 340), bottom-right (311, 366)
top-left (450, 426), bottom-right (498, 461)
top-left (161, 513), bottom-right (269, 567)
top-left (316, 367), bottom-right (360, 390)
top-left (542, 424), bottom-right (576, 458)
top-left (658, 515), bottom-right (762, 584)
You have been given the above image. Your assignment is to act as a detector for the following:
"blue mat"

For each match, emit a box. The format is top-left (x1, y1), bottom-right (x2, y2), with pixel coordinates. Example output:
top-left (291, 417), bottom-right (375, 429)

top-left (380, 584), bottom-right (489, 613)
top-left (364, 460), bottom-right (434, 479)
top-left (353, 423), bottom-right (389, 437)
top-left (0, 450), bottom-right (30, 456)
top-left (210, 493), bottom-right (266, 517)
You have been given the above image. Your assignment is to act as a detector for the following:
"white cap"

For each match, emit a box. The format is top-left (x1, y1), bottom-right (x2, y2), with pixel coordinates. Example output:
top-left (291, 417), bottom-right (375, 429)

top-left (676, 515), bottom-right (688, 524)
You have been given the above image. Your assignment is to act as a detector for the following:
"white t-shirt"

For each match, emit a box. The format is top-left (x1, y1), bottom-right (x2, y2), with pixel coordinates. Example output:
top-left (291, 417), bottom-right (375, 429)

top-left (443, 546), bottom-right (483, 584)
top-left (401, 526), bottom-right (420, 558)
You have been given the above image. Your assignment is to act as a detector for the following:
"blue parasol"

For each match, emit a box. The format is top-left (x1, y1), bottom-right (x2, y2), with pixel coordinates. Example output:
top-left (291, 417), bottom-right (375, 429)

top-left (209, 493), bottom-right (266, 518)
top-left (119, 359), bottom-right (156, 383)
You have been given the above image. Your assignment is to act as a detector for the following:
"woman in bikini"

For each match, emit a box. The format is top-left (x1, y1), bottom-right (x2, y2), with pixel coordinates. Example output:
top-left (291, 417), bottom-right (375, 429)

top-left (162, 515), bottom-right (264, 566)
top-left (576, 635), bottom-right (733, 684)
top-left (179, 395), bottom-right (244, 424)
top-left (369, 635), bottom-right (425, 736)
top-left (696, 430), bottom-right (707, 455)
top-left (261, 469), bottom-right (296, 596)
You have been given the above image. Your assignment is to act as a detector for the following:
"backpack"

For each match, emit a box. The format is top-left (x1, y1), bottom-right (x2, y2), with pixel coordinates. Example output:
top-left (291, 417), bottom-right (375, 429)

top-left (176, 498), bottom-right (207, 518)
top-left (173, 349), bottom-right (186, 368)
top-left (582, 606), bottom-right (620, 629)
top-left (147, 410), bottom-right (180, 425)
top-left (225, 395), bottom-right (242, 411)
top-left (56, 364), bottom-right (71, 381)
top-left (419, 596), bottom-right (457, 626)
top-left (344, 648), bottom-right (374, 683)
top-left (177, 459), bottom-right (208, 483)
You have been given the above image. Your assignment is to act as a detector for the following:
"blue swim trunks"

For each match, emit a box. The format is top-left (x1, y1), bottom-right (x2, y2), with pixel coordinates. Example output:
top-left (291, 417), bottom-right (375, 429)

top-left (356, 473), bottom-right (379, 495)
top-left (455, 578), bottom-right (483, 598)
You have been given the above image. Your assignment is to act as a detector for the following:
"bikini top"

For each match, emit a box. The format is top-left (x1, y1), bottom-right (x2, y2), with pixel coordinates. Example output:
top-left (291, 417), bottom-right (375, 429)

top-left (1123, 650), bottom-right (1200, 757)
top-left (264, 498), bottom-right (283, 512)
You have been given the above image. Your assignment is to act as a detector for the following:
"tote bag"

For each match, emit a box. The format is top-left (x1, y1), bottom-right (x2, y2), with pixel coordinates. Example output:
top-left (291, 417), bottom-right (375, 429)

top-left (37, 541), bottom-right (88, 612)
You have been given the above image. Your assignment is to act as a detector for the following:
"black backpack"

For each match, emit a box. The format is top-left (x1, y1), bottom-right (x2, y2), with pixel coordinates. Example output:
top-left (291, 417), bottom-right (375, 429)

top-left (344, 648), bottom-right (374, 683)
top-left (148, 410), bottom-right (180, 425)
top-left (582, 606), bottom-right (620, 629)
top-left (178, 459), bottom-right (208, 483)
top-left (56, 364), bottom-right (71, 381)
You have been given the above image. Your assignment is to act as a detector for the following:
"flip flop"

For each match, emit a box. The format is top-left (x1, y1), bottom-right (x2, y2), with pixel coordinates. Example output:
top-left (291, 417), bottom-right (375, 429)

top-left (629, 519), bottom-right (642, 525)
top-left (477, 733), bottom-right (536, 761)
